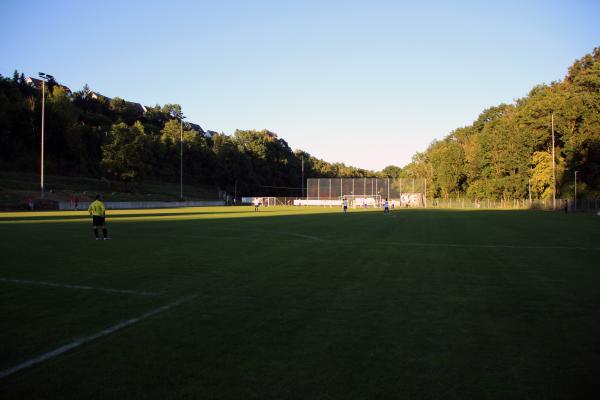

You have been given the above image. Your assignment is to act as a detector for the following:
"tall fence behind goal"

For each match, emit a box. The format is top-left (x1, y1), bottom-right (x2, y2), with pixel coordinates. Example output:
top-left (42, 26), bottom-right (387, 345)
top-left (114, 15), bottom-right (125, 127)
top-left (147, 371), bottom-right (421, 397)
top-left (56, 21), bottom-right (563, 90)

top-left (304, 178), bottom-right (426, 207)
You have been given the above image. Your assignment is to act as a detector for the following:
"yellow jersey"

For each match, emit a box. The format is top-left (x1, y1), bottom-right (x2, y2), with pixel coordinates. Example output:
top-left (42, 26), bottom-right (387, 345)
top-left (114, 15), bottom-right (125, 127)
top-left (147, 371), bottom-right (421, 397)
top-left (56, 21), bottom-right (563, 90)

top-left (88, 200), bottom-right (106, 217)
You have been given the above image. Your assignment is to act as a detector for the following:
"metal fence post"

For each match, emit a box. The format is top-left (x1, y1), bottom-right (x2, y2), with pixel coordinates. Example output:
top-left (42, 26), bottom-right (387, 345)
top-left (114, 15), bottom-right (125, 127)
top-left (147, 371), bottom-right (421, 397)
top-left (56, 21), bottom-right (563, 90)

top-left (317, 178), bottom-right (320, 201)
top-left (387, 178), bottom-right (390, 200)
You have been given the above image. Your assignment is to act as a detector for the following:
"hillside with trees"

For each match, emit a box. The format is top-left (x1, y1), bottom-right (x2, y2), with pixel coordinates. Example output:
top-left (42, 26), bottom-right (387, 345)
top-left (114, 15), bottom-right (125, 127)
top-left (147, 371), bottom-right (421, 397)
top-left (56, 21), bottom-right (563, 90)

top-left (400, 47), bottom-right (600, 200)
top-left (1, 47), bottom-right (599, 200)
top-left (0, 73), bottom-right (376, 198)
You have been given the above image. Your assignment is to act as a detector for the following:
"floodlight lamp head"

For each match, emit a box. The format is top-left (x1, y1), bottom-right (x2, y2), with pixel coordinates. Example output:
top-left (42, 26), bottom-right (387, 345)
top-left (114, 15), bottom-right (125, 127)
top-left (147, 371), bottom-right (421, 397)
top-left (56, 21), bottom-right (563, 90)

top-left (38, 72), bottom-right (54, 81)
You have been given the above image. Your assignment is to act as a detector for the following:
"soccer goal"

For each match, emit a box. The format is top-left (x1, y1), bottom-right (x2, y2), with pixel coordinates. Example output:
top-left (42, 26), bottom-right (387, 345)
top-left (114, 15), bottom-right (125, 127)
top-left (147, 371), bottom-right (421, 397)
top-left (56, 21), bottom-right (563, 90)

top-left (341, 195), bottom-right (382, 208)
top-left (261, 197), bottom-right (277, 207)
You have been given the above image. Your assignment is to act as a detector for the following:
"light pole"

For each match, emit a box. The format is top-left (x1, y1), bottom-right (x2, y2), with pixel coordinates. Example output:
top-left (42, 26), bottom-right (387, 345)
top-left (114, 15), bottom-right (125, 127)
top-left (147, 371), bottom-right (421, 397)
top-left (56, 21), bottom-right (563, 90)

top-left (38, 72), bottom-right (53, 199)
top-left (574, 171), bottom-right (579, 212)
top-left (550, 93), bottom-right (586, 211)
top-left (551, 112), bottom-right (556, 210)
top-left (528, 178), bottom-right (532, 208)
top-left (301, 157), bottom-right (304, 198)
top-left (179, 114), bottom-right (185, 200)
top-left (424, 177), bottom-right (427, 208)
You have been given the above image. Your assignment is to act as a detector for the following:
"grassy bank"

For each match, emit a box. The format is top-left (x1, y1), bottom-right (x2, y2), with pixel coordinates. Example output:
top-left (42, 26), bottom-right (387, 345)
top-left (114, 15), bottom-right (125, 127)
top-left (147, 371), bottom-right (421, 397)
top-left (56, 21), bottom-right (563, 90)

top-left (0, 171), bottom-right (220, 209)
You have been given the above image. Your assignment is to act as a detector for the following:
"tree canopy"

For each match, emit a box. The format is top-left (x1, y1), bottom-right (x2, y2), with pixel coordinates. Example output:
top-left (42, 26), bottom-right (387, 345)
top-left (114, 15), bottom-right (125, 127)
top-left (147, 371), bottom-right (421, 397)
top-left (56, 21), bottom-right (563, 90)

top-left (1, 47), bottom-right (599, 198)
top-left (401, 47), bottom-right (600, 199)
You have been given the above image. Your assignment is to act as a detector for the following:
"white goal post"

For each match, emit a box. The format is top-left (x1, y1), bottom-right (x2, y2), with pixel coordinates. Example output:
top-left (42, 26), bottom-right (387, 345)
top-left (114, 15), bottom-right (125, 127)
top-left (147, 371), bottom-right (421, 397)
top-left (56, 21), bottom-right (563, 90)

top-left (241, 197), bottom-right (277, 206)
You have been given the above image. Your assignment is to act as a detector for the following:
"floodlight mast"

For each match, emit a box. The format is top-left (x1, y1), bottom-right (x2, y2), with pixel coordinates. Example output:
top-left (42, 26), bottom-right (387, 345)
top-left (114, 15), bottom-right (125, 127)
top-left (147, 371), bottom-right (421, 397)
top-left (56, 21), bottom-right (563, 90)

top-left (38, 72), bottom-right (53, 199)
top-left (552, 113), bottom-right (556, 210)
top-left (550, 93), bottom-right (586, 211)
top-left (180, 114), bottom-right (185, 201)
top-left (301, 157), bottom-right (304, 198)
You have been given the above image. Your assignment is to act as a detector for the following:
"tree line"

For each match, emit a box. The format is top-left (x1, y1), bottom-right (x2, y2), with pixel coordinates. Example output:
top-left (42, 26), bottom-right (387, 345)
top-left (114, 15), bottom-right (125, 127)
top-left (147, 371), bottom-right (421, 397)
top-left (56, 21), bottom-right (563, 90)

top-left (1, 47), bottom-right (599, 199)
top-left (0, 73), bottom-right (381, 197)
top-left (400, 47), bottom-right (600, 200)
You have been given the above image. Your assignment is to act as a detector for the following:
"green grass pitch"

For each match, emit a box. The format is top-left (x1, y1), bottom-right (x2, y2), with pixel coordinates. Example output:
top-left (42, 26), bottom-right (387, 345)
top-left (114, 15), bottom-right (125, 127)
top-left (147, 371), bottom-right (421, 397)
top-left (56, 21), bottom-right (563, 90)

top-left (1, 206), bottom-right (599, 399)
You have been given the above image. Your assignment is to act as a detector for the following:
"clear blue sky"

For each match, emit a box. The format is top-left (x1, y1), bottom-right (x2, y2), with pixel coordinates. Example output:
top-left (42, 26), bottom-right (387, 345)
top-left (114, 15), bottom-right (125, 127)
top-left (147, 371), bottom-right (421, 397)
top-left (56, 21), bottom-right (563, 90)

top-left (1, 0), bottom-right (599, 170)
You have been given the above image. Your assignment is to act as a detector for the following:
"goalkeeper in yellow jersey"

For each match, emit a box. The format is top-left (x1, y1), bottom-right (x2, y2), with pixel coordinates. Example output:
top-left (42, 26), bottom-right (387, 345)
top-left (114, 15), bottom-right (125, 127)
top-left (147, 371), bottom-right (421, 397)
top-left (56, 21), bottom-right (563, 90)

top-left (88, 194), bottom-right (110, 240)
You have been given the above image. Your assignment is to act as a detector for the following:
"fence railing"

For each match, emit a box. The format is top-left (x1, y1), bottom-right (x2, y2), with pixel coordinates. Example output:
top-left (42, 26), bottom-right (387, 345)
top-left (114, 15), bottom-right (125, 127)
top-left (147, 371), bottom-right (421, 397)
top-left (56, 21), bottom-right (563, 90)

top-left (246, 197), bottom-right (600, 212)
top-left (59, 200), bottom-right (225, 211)
top-left (568, 198), bottom-right (600, 212)
top-left (426, 198), bottom-right (600, 211)
top-left (428, 198), bottom-right (529, 209)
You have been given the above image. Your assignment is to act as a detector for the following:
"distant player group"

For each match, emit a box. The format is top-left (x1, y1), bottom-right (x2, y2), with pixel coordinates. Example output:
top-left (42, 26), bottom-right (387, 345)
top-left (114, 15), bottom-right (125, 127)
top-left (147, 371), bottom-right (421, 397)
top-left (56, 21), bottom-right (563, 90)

top-left (343, 198), bottom-right (390, 214)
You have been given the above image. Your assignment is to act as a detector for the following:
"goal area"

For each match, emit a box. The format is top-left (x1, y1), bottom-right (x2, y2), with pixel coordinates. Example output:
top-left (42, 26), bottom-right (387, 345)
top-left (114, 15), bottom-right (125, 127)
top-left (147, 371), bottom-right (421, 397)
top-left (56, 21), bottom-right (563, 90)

top-left (342, 195), bottom-right (382, 207)
top-left (241, 197), bottom-right (279, 206)
top-left (261, 197), bottom-right (277, 207)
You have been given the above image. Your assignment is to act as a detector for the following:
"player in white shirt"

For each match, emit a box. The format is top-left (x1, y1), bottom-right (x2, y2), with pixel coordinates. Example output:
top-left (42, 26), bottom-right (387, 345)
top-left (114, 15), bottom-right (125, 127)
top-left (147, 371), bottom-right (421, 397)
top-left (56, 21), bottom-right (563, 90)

top-left (383, 198), bottom-right (390, 214)
top-left (343, 198), bottom-right (348, 213)
top-left (253, 198), bottom-right (260, 212)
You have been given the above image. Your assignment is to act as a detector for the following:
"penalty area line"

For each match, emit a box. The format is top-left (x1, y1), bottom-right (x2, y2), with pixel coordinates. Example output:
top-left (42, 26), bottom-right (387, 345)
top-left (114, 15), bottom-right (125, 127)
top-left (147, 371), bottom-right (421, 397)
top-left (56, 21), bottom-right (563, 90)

top-left (0, 294), bottom-right (197, 380)
top-left (0, 278), bottom-right (161, 297)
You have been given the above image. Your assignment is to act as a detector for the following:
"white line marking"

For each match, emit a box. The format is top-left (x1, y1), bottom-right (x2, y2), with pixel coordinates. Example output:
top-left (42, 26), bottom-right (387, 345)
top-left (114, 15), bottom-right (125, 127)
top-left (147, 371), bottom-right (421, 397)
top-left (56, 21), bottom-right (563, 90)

top-left (272, 230), bottom-right (327, 242)
top-left (216, 227), bottom-right (327, 242)
top-left (0, 278), bottom-right (161, 297)
top-left (0, 295), bottom-right (197, 379)
top-left (342, 241), bottom-right (600, 251)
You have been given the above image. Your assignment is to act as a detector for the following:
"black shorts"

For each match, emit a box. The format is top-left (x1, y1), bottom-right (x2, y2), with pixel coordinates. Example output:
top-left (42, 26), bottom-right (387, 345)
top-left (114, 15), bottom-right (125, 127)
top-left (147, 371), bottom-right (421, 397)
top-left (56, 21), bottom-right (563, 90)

top-left (92, 216), bottom-right (105, 226)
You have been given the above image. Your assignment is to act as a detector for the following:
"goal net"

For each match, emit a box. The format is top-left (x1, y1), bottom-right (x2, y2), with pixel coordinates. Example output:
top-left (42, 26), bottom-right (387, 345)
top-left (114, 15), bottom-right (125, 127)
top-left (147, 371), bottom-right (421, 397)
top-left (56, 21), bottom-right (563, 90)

top-left (341, 195), bottom-right (382, 208)
top-left (261, 197), bottom-right (277, 207)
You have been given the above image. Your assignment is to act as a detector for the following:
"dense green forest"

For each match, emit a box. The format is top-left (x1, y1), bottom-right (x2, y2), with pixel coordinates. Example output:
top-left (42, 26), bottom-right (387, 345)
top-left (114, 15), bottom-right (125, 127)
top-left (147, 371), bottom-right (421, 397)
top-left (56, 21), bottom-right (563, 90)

top-left (1, 47), bottom-right (598, 199)
top-left (0, 73), bottom-right (376, 197)
top-left (401, 47), bottom-right (600, 200)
